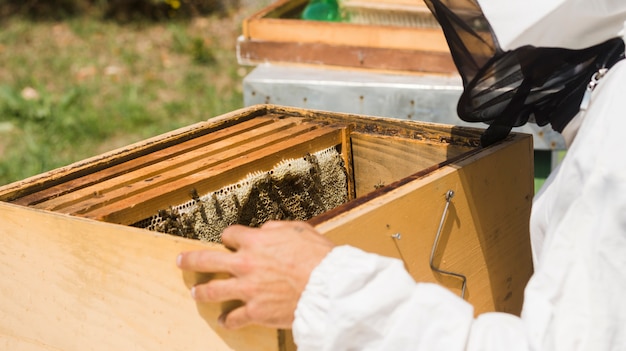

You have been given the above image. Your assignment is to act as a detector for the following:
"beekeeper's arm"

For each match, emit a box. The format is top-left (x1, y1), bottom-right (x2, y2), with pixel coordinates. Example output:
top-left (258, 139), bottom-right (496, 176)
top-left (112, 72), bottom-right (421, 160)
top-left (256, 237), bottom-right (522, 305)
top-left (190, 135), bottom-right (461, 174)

top-left (293, 245), bottom-right (529, 351)
top-left (293, 60), bottom-right (626, 351)
top-left (176, 219), bottom-right (529, 349)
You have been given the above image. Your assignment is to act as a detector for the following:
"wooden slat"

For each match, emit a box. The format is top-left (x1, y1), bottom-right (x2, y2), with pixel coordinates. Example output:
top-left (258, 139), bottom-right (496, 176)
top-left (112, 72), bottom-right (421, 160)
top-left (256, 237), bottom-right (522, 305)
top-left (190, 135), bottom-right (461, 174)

top-left (33, 118), bottom-right (312, 213)
top-left (42, 121), bottom-right (319, 215)
top-left (242, 0), bottom-right (450, 52)
top-left (350, 132), bottom-right (473, 196)
top-left (340, 125), bottom-right (357, 200)
top-left (237, 39), bottom-right (457, 74)
top-left (281, 105), bottom-right (484, 146)
top-left (82, 126), bottom-right (345, 225)
top-left (0, 201), bottom-right (287, 351)
top-left (341, 0), bottom-right (437, 27)
top-left (313, 133), bottom-right (534, 315)
top-left (12, 117), bottom-right (278, 207)
top-left (0, 105), bottom-right (272, 202)
top-left (344, 0), bottom-right (431, 9)
top-left (244, 18), bottom-right (450, 52)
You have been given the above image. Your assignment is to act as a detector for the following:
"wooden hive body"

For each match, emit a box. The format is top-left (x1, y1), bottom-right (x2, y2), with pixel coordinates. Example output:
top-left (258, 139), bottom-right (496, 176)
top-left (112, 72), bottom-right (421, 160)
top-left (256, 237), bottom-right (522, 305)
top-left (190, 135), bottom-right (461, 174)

top-left (237, 0), bottom-right (478, 73)
top-left (0, 104), bottom-right (534, 350)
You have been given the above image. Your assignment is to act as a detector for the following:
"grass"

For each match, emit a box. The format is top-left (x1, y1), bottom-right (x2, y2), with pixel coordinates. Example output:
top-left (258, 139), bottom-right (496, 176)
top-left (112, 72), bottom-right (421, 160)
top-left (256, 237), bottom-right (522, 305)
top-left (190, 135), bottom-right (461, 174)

top-left (0, 5), bottom-right (265, 186)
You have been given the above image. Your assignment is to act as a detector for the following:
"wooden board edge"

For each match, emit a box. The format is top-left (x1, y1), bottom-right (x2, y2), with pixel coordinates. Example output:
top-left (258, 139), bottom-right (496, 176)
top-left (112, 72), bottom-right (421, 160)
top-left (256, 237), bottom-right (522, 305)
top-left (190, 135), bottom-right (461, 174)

top-left (0, 105), bottom-right (270, 201)
top-left (310, 132), bottom-right (531, 230)
top-left (262, 104), bottom-right (487, 146)
top-left (242, 0), bottom-right (450, 52)
top-left (243, 17), bottom-right (450, 52)
top-left (0, 200), bottom-right (288, 350)
top-left (88, 127), bottom-right (346, 225)
top-left (237, 38), bottom-right (457, 74)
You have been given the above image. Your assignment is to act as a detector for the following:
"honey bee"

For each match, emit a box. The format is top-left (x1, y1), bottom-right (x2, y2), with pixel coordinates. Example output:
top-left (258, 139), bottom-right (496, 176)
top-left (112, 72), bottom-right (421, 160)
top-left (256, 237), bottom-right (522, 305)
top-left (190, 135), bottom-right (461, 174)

top-left (189, 188), bottom-right (201, 202)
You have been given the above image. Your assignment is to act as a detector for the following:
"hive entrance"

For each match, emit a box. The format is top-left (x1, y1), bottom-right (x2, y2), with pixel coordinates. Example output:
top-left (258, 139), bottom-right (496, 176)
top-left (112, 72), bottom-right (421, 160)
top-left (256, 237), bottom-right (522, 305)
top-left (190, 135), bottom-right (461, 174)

top-left (137, 146), bottom-right (349, 242)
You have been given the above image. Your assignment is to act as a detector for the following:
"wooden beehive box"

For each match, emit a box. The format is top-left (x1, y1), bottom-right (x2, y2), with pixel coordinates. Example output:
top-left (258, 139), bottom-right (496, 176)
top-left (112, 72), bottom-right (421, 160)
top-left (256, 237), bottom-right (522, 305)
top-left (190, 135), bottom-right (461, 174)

top-left (0, 104), bottom-right (534, 350)
top-left (237, 0), bottom-right (459, 73)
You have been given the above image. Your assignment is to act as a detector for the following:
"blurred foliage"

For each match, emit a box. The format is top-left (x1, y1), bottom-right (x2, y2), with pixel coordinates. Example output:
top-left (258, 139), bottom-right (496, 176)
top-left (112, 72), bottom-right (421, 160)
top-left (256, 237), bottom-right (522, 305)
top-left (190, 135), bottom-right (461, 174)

top-left (0, 3), bottom-right (254, 184)
top-left (0, 0), bottom-right (241, 21)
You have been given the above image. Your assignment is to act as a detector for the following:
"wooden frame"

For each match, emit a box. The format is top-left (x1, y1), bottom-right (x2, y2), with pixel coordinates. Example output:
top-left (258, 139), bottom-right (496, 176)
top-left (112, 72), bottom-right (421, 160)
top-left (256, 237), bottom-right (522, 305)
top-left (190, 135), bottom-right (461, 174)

top-left (0, 104), bottom-right (534, 350)
top-left (14, 116), bottom-right (347, 226)
top-left (237, 0), bottom-right (458, 73)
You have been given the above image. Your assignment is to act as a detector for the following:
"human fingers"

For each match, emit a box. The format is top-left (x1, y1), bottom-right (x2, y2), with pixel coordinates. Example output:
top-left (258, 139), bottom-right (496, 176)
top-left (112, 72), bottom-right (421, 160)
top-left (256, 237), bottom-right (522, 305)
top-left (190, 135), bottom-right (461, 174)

top-left (176, 250), bottom-right (236, 274)
top-left (259, 220), bottom-right (291, 229)
top-left (221, 224), bottom-right (259, 250)
top-left (191, 277), bottom-right (244, 303)
top-left (219, 304), bottom-right (257, 330)
top-left (218, 304), bottom-right (251, 329)
top-left (218, 304), bottom-right (291, 330)
top-left (260, 220), bottom-right (311, 232)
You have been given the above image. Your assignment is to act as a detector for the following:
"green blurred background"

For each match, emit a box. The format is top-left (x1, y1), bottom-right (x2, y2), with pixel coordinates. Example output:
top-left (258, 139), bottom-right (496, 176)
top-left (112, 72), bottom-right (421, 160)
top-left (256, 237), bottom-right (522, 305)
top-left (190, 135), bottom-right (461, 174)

top-left (0, 0), bottom-right (269, 186)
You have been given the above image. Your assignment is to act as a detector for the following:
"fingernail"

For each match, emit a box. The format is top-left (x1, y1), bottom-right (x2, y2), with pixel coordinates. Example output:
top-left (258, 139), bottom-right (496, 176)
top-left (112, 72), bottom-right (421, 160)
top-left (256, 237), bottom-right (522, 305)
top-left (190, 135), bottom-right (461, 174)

top-left (176, 253), bottom-right (182, 267)
top-left (190, 286), bottom-right (197, 299)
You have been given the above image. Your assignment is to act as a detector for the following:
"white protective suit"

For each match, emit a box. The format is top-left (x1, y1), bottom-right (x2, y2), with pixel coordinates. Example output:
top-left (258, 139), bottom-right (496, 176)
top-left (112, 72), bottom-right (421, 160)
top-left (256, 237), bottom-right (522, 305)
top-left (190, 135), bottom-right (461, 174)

top-left (292, 1), bottom-right (626, 350)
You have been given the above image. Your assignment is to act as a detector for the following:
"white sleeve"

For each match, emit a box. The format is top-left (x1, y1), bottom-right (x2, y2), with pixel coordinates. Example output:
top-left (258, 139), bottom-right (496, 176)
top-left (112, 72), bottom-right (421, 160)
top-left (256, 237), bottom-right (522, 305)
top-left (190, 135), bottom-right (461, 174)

top-left (292, 61), bottom-right (626, 351)
top-left (293, 245), bottom-right (530, 351)
top-left (519, 60), bottom-right (626, 351)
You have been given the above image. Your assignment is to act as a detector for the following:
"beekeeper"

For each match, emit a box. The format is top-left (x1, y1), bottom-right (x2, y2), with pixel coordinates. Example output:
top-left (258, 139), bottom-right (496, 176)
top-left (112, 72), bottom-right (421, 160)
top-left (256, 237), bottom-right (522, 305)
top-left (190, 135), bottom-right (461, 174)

top-left (177, 0), bottom-right (626, 349)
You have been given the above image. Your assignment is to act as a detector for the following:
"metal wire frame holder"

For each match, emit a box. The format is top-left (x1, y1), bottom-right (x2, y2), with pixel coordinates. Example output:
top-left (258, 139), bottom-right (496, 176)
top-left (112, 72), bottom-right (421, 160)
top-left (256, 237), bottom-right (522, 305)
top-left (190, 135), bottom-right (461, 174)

top-left (429, 190), bottom-right (467, 299)
top-left (390, 189), bottom-right (468, 299)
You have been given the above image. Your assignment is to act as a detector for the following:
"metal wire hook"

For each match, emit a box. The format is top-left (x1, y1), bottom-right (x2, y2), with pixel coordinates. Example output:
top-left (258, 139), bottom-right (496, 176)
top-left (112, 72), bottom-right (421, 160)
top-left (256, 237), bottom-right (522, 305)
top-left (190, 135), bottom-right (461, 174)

top-left (429, 190), bottom-right (467, 299)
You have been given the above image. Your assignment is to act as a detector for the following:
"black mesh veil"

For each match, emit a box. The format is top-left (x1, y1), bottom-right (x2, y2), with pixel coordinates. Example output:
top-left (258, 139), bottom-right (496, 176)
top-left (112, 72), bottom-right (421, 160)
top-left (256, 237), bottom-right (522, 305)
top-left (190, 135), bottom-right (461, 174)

top-left (423, 0), bottom-right (626, 146)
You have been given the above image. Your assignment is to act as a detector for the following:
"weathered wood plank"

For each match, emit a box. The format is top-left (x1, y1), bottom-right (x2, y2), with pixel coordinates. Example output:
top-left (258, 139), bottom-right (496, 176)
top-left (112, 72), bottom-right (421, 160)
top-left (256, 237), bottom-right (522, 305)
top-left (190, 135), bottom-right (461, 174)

top-left (243, 0), bottom-right (450, 52)
top-left (237, 39), bottom-right (457, 74)
top-left (82, 127), bottom-right (345, 225)
top-left (340, 125), bottom-right (357, 200)
top-left (0, 201), bottom-right (286, 351)
top-left (350, 132), bottom-right (474, 196)
top-left (0, 105), bottom-right (272, 202)
top-left (12, 117), bottom-right (277, 207)
top-left (33, 118), bottom-right (312, 213)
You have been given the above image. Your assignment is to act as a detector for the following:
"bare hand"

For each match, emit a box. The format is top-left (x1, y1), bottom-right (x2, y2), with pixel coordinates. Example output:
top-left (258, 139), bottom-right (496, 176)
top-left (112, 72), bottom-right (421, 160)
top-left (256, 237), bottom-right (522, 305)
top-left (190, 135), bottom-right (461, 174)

top-left (176, 221), bottom-right (335, 329)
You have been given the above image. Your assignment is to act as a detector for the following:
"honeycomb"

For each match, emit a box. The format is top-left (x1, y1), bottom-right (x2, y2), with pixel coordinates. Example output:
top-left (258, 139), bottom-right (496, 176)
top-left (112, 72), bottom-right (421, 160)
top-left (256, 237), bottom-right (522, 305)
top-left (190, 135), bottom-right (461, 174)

top-left (137, 146), bottom-right (348, 242)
